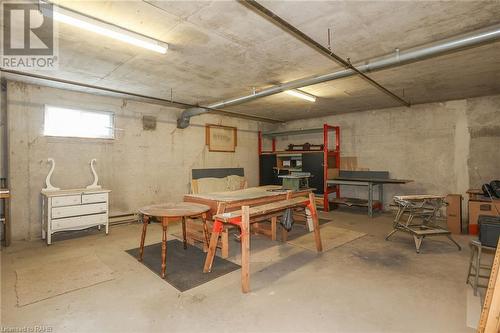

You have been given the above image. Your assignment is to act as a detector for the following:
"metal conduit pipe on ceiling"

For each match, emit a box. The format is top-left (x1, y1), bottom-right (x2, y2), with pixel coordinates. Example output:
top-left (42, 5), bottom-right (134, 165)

top-left (177, 24), bottom-right (500, 128)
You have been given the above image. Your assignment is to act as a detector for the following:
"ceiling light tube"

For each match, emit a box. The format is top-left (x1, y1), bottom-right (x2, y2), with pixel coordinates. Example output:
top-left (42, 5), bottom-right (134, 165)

top-left (40, 2), bottom-right (168, 54)
top-left (284, 89), bottom-right (317, 102)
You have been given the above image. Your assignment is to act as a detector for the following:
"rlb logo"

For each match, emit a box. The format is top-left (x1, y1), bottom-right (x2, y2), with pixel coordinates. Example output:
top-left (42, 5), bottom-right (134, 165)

top-left (1, 2), bottom-right (58, 69)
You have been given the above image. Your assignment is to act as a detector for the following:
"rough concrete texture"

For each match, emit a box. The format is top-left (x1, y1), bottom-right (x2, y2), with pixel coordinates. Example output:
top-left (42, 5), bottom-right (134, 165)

top-left (4, 1), bottom-right (499, 120)
top-left (1, 210), bottom-right (476, 332)
top-left (6, 81), bottom-right (262, 241)
top-left (271, 94), bottom-right (500, 213)
top-left (466, 96), bottom-right (500, 187)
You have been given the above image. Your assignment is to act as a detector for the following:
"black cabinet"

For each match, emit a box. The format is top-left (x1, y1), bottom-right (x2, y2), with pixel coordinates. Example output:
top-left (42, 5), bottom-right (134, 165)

top-left (302, 153), bottom-right (324, 194)
top-left (260, 153), bottom-right (324, 193)
top-left (259, 154), bottom-right (277, 185)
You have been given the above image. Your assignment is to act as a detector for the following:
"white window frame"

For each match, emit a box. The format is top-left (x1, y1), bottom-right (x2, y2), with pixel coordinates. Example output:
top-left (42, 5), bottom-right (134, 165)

top-left (43, 105), bottom-right (115, 139)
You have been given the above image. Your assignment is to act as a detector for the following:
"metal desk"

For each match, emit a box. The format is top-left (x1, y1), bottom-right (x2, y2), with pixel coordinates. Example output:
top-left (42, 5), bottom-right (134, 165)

top-left (327, 177), bottom-right (411, 217)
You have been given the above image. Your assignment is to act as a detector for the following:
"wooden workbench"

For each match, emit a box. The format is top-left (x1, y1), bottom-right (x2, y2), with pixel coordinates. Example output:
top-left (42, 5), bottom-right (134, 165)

top-left (183, 186), bottom-right (314, 257)
top-left (184, 185), bottom-right (311, 213)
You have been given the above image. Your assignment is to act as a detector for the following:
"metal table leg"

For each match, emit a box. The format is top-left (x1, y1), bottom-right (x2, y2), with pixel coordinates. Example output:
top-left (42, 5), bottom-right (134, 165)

top-left (368, 182), bottom-right (373, 217)
top-left (379, 184), bottom-right (384, 212)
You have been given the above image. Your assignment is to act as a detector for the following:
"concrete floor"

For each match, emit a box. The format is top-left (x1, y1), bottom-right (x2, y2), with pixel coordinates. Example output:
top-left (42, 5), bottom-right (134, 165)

top-left (1, 210), bottom-right (476, 332)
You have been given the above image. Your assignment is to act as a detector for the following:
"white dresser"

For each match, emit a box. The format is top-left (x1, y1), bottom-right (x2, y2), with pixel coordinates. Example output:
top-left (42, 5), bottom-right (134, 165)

top-left (41, 188), bottom-right (111, 245)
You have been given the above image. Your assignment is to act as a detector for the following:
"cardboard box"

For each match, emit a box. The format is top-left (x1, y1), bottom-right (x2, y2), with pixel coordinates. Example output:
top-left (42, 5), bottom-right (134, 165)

top-left (327, 168), bottom-right (339, 179)
top-left (446, 194), bottom-right (462, 234)
top-left (340, 156), bottom-right (357, 171)
top-left (468, 199), bottom-right (500, 234)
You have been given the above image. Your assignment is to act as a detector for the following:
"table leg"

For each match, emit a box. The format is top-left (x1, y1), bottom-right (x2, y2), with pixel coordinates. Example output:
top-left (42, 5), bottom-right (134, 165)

top-left (203, 220), bottom-right (223, 273)
top-left (241, 205), bottom-right (250, 293)
top-left (414, 235), bottom-right (423, 253)
top-left (368, 183), bottom-right (373, 218)
top-left (271, 216), bottom-right (277, 241)
top-left (281, 226), bottom-right (288, 242)
top-left (474, 245), bottom-right (481, 296)
top-left (466, 243), bottom-right (475, 285)
top-left (385, 228), bottom-right (398, 240)
top-left (161, 217), bottom-right (168, 278)
top-left (309, 192), bottom-right (322, 252)
top-left (447, 234), bottom-right (462, 251)
top-left (181, 216), bottom-right (187, 250)
top-left (221, 230), bottom-right (229, 259)
top-left (139, 215), bottom-right (149, 262)
top-left (379, 184), bottom-right (384, 212)
top-left (201, 212), bottom-right (210, 249)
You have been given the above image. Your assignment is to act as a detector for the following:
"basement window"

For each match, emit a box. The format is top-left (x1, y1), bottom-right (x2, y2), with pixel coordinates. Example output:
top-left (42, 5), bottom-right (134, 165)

top-left (43, 106), bottom-right (115, 139)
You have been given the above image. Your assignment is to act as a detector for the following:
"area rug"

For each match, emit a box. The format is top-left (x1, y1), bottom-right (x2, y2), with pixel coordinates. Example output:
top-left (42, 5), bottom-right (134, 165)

top-left (126, 239), bottom-right (240, 292)
top-left (287, 223), bottom-right (366, 252)
top-left (15, 254), bottom-right (114, 306)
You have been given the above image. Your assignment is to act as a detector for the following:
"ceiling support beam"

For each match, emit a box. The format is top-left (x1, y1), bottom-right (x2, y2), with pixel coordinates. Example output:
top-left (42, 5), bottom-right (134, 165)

top-left (0, 69), bottom-right (282, 123)
top-left (177, 23), bottom-right (500, 128)
top-left (238, 0), bottom-right (410, 107)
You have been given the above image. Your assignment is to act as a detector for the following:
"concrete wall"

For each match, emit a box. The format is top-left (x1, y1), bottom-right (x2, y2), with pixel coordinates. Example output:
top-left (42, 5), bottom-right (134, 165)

top-left (466, 96), bottom-right (500, 187)
top-left (6, 80), bottom-right (499, 241)
top-left (7, 81), bottom-right (261, 241)
top-left (274, 94), bottom-right (500, 211)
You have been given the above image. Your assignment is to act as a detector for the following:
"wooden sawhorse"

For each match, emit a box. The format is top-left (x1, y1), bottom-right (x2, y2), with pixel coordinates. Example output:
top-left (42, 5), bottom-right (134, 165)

top-left (203, 192), bottom-right (322, 293)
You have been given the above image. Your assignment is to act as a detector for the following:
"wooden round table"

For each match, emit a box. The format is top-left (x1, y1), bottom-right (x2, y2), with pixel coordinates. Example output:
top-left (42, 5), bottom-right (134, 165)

top-left (138, 202), bottom-right (210, 278)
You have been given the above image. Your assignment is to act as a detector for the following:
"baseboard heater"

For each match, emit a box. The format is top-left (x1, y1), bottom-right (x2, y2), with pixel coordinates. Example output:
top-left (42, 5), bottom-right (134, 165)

top-left (109, 213), bottom-right (139, 225)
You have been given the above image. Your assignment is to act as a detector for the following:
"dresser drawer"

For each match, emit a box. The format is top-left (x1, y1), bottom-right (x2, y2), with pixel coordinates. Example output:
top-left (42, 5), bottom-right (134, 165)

top-left (52, 213), bottom-right (108, 231)
top-left (82, 193), bottom-right (108, 204)
top-left (52, 202), bottom-right (108, 219)
top-left (51, 195), bottom-right (82, 207)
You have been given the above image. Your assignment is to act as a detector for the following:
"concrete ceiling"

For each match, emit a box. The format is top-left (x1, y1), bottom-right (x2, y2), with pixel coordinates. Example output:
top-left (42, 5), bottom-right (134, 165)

top-left (4, 1), bottom-right (500, 121)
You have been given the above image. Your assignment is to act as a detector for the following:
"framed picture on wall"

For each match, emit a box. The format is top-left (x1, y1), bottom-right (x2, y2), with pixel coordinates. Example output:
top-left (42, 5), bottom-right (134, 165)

top-left (205, 124), bottom-right (237, 152)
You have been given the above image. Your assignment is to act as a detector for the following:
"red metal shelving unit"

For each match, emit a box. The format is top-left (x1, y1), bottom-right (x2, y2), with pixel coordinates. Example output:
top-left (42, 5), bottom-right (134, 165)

top-left (258, 124), bottom-right (341, 211)
top-left (322, 124), bottom-right (340, 211)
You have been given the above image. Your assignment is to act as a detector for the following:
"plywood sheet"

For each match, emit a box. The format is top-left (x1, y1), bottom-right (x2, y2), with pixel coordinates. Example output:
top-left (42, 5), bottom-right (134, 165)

top-left (287, 223), bottom-right (366, 252)
top-left (15, 254), bottom-right (114, 306)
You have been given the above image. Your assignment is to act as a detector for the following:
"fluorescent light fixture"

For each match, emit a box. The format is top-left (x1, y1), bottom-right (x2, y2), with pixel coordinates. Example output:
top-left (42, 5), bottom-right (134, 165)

top-left (285, 89), bottom-right (317, 102)
top-left (41, 2), bottom-right (168, 54)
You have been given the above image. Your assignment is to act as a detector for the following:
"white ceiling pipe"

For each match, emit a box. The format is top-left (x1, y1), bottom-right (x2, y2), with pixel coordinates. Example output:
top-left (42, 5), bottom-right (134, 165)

top-left (177, 24), bottom-right (500, 128)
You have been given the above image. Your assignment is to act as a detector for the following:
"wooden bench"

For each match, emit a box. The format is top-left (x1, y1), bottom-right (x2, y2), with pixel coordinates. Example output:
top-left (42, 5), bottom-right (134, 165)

top-left (203, 192), bottom-right (322, 293)
top-left (185, 187), bottom-right (313, 258)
